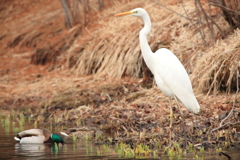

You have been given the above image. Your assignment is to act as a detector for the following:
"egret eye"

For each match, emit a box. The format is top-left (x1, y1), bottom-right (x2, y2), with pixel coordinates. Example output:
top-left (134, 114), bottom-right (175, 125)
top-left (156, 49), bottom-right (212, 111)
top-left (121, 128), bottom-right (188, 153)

top-left (133, 11), bottom-right (138, 13)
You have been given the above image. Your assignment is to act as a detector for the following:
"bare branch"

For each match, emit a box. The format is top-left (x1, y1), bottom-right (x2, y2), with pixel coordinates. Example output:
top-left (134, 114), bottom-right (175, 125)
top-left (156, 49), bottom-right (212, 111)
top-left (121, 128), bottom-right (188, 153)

top-left (150, 0), bottom-right (198, 22)
top-left (196, 0), bottom-right (215, 42)
top-left (211, 122), bottom-right (234, 132)
top-left (194, 0), bottom-right (207, 46)
top-left (208, 0), bottom-right (240, 30)
top-left (220, 70), bottom-right (239, 126)
top-left (208, 1), bottom-right (240, 16)
top-left (180, 0), bottom-right (207, 46)
top-left (60, 0), bottom-right (75, 28)
top-left (211, 70), bottom-right (239, 132)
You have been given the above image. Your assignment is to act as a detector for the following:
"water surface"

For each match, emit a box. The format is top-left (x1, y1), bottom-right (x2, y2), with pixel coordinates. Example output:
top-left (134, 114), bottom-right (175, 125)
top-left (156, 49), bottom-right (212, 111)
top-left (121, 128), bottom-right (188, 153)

top-left (0, 119), bottom-right (239, 159)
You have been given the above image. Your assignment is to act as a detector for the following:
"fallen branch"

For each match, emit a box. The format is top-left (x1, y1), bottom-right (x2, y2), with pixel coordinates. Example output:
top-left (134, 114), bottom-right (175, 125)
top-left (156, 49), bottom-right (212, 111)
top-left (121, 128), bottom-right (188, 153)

top-left (211, 122), bottom-right (235, 132)
top-left (219, 151), bottom-right (232, 159)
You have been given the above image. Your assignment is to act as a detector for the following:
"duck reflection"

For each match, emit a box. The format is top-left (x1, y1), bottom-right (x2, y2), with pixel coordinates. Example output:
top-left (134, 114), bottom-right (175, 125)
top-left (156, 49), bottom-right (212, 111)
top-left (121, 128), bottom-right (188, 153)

top-left (15, 143), bottom-right (62, 157)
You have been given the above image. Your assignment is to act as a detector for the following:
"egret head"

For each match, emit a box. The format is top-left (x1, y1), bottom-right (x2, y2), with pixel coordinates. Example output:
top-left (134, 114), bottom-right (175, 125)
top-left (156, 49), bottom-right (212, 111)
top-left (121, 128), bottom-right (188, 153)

top-left (115, 8), bottom-right (148, 18)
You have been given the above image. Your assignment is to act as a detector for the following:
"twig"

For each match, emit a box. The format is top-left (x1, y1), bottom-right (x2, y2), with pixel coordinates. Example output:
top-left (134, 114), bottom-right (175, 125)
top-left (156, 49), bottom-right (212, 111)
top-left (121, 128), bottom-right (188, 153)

top-left (194, 0), bottom-right (207, 46)
top-left (150, 0), bottom-right (198, 22)
top-left (196, 0), bottom-right (215, 42)
top-left (60, 0), bottom-right (75, 28)
top-left (212, 122), bottom-right (233, 132)
top-left (180, 0), bottom-right (207, 46)
top-left (208, 1), bottom-right (240, 16)
top-left (151, 0), bottom-right (223, 45)
top-left (220, 71), bottom-right (239, 126)
top-left (211, 70), bottom-right (239, 132)
top-left (219, 151), bottom-right (232, 159)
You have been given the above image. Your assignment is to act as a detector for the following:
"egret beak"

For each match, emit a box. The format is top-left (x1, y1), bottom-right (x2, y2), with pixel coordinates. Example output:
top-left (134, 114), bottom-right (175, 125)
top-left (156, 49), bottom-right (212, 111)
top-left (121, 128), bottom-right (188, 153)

top-left (115, 11), bottom-right (133, 17)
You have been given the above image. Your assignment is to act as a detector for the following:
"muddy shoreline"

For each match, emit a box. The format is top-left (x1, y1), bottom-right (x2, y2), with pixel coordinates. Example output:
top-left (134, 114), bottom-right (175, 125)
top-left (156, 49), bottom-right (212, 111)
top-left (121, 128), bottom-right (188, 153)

top-left (1, 78), bottom-right (240, 154)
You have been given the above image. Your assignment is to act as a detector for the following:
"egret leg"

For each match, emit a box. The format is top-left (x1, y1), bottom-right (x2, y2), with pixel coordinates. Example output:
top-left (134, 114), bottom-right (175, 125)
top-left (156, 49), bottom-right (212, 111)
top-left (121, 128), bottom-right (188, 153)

top-left (173, 95), bottom-right (187, 148)
top-left (168, 97), bottom-right (173, 147)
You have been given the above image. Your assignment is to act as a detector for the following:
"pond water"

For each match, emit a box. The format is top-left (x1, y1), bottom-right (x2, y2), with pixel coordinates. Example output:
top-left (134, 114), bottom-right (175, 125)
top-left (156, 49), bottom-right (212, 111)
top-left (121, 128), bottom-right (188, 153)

top-left (0, 124), bottom-right (119, 160)
top-left (0, 117), bottom-right (239, 160)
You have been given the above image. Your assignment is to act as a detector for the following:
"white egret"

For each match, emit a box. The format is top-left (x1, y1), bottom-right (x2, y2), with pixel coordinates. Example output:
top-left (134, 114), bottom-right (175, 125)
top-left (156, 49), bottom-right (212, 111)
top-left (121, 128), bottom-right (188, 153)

top-left (115, 8), bottom-right (200, 145)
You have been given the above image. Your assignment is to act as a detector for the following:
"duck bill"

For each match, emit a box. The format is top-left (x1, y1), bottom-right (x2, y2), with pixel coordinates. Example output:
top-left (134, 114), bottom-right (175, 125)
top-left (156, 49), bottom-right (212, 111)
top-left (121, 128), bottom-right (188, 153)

top-left (115, 11), bottom-right (133, 16)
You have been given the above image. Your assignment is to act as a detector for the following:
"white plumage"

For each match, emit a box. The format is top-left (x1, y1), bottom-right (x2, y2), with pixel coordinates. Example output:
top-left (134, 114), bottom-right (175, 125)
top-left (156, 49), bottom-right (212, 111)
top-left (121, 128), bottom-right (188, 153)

top-left (17, 135), bottom-right (45, 144)
top-left (14, 128), bottom-right (64, 144)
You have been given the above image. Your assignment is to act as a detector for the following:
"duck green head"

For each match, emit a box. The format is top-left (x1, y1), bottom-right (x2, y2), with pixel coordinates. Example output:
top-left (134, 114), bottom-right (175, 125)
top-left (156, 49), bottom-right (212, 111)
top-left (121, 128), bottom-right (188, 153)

top-left (51, 134), bottom-right (64, 144)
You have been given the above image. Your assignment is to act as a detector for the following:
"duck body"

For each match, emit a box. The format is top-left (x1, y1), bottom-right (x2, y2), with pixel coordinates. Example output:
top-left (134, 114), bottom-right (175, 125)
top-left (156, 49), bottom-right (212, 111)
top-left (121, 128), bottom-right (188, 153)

top-left (14, 129), bottom-right (64, 144)
top-left (60, 127), bottom-right (103, 140)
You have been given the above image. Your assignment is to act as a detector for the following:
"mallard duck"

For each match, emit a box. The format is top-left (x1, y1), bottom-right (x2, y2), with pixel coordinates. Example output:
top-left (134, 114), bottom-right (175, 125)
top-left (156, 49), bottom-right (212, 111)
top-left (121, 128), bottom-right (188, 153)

top-left (60, 127), bottom-right (103, 140)
top-left (14, 128), bottom-right (64, 144)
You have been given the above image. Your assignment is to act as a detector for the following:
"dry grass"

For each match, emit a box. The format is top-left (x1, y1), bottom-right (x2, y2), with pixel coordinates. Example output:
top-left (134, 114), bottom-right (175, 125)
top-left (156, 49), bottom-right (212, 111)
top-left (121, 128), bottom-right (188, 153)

top-left (65, 0), bottom-right (238, 95)
top-left (0, 0), bottom-right (239, 114)
top-left (69, 0), bottom-right (179, 78)
top-left (192, 29), bottom-right (240, 94)
top-left (0, 0), bottom-right (69, 66)
top-left (1, 0), bottom-right (239, 97)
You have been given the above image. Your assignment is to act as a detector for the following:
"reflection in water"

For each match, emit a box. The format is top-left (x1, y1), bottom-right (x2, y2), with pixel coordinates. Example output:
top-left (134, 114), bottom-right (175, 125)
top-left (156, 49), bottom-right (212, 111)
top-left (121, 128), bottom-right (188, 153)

top-left (0, 123), bottom-right (114, 160)
top-left (14, 143), bottom-right (67, 159)
top-left (13, 140), bottom-right (111, 159)
top-left (12, 140), bottom-right (111, 160)
top-left (15, 143), bottom-right (50, 157)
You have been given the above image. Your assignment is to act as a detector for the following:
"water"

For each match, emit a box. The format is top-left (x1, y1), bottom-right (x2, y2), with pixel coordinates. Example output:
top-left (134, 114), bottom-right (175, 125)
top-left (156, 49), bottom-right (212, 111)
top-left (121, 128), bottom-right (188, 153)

top-left (0, 120), bottom-right (239, 159)
top-left (0, 124), bottom-right (118, 160)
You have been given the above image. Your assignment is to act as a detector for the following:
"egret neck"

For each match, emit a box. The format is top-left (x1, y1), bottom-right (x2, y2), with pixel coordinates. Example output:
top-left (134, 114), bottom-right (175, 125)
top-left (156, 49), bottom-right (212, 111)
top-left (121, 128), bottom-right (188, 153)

top-left (139, 12), bottom-right (154, 71)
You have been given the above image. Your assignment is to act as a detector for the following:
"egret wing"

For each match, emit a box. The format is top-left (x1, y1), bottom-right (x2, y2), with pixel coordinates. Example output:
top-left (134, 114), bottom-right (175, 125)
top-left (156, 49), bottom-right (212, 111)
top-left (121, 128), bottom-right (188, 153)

top-left (153, 48), bottom-right (200, 113)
